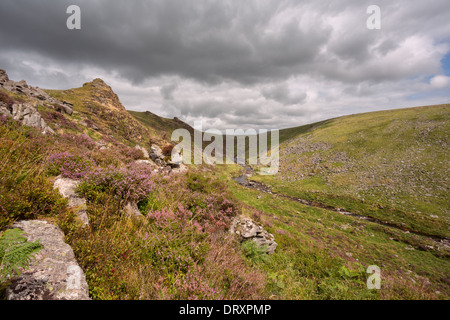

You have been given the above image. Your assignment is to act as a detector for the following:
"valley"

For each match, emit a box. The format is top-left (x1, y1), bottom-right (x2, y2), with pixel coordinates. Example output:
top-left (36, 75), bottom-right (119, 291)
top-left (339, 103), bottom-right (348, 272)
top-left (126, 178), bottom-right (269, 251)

top-left (0, 70), bottom-right (449, 300)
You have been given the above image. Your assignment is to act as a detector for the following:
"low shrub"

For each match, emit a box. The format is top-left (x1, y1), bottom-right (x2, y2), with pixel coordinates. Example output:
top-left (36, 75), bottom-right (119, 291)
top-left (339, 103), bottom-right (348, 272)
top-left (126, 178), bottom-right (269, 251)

top-left (60, 133), bottom-right (96, 150)
top-left (0, 123), bottom-right (68, 229)
top-left (0, 91), bottom-right (14, 108)
top-left (77, 163), bottom-right (154, 203)
top-left (39, 109), bottom-right (78, 131)
top-left (45, 151), bottom-right (93, 179)
top-left (0, 114), bottom-right (9, 125)
top-left (116, 144), bottom-right (145, 162)
top-left (162, 144), bottom-right (174, 156)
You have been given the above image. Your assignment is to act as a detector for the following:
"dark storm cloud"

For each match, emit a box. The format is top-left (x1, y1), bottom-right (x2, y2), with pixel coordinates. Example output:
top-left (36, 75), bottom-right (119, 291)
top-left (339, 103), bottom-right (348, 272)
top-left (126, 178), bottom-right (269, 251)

top-left (261, 83), bottom-right (307, 105)
top-left (160, 83), bottom-right (178, 100)
top-left (0, 0), bottom-right (331, 85)
top-left (0, 0), bottom-right (449, 130)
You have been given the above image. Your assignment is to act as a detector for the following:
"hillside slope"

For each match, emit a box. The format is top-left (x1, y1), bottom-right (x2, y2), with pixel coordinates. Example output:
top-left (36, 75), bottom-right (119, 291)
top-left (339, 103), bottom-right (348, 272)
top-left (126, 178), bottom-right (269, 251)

top-left (45, 80), bottom-right (192, 148)
top-left (128, 110), bottom-right (194, 141)
top-left (252, 104), bottom-right (450, 238)
top-left (2, 68), bottom-right (449, 300)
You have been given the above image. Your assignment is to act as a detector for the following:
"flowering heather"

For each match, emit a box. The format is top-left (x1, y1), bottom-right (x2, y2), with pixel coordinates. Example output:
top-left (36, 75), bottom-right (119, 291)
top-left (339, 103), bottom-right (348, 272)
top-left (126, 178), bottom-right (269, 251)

top-left (185, 191), bottom-right (238, 233)
top-left (40, 109), bottom-right (78, 130)
top-left (79, 163), bottom-right (154, 202)
top-left (0, 91), bottom-right (14, 107)
top-left (61, 133), bottom-right (96, 150)
top-left (147, 209), bottom-right (176, 227)
top-left (46, 151), bottom-right (93, 179)
top-left (0, 114), bottom-right (8, 125)
top-left (114, 143), bottom-right (146, 162)
top-left (173, 266), bottom-right (223, 300)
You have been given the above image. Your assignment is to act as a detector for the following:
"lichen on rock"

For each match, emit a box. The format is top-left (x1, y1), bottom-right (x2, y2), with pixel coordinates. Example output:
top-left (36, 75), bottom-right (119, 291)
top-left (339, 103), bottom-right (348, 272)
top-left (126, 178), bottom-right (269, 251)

top-left (5, 220), bottom-right (90, 300)
top-left (230, 216), bottom-right (277, 254)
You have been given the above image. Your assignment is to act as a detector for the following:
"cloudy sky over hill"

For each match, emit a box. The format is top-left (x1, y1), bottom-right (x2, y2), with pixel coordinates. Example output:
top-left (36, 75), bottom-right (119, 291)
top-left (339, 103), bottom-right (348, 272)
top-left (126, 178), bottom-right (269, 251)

top-left (1, 0), bottom-right (449, 129)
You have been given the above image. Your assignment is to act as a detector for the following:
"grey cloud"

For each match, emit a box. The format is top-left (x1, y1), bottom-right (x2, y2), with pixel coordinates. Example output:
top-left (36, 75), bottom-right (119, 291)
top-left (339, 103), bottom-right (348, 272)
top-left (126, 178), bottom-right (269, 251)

top-left (0, 0), bottom-right (330, 85)
top-left (0, 0), bottom-right (449, 130)
top-left (261, 83), bottom-right (307, 105)
top-left (160, 83), bottom-right (178, 100)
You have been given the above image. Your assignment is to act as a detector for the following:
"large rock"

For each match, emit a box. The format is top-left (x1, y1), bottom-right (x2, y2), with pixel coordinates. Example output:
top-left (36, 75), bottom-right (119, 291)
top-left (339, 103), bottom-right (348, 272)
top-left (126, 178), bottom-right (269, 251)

top-left (5, 220), bottom-right (90, 300)
top-left (0, 69), bottom-right (9, 83)
top-left (150, 145), bottom-right (165, 165)
top-left (10, 103), bottom-right (55, 135)
top-left (53, 176), bottom-right (89, 226)
top-left (135, 159), bottom-right (157, 167)
top-left (0, 69), bottom-right (73, 116)
top-left (166, 149), bottom-right (188, 174)
top-left (230, 216), bottom-right (277, 254)
top-left (170, 163), bottom-right (188, 174)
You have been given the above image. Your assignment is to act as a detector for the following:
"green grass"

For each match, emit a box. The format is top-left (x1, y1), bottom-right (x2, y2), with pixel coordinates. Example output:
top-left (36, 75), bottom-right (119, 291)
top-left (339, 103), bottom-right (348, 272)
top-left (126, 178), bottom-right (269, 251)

top-left (254, 104), bottom-right (450, 238)
top-left (46, 85), bottom-right (154, 147)
top-left (128, 110), bottom-right (193, 142)
top-left (0, 119), bottom-right (68, 230)
top-left (215, 164), bottom-right (450, 299)
top-left (3, 80), bottom-right (449, 301)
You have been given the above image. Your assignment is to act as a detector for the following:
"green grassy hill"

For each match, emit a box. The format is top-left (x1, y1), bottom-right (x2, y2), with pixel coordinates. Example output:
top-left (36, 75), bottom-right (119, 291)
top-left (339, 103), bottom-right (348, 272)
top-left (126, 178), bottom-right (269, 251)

top-left (253, 104), bottom-right (450, 238)
top-left (45, 80), bottom-right (192, 148)
top-left (216, 104), bottom-right (449, 299)
top-left (1, 72), bottom-right (449, 300)
top-left (128, 110), bottom-right (194, 142)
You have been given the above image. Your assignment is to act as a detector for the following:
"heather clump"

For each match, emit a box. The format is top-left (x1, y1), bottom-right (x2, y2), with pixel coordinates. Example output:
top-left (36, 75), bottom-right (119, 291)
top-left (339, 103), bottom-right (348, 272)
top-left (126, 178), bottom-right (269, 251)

top-left (77, 163), bottom-right (154, 203)
top-left (58, 166), bottom-right (265, 300)
top-left (45, 151), bottom-right (93, 179)
top-left (117, 143), bottom-right (146, 162)
top-left (60, 133), bottom-right (96, 150)
top-left (39, 108), bottom-right (78, 131)
top-left (0, 114), bottom-right (8, 125)
top-left (142, 171), bottom-right (240, 233)
top-left (0, 91), bottom-right (14, 108)
top-left (0, 121), bottom-right (68, 229)
top-left (184, 191), bottom-right (238, 233)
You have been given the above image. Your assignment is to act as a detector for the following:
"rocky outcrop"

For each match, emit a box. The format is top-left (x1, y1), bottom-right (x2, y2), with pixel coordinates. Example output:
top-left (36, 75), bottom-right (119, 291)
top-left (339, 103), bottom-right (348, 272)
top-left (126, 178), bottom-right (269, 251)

top-left (5, 220), bottom-right (90, 300)
top-left (6, 102), bottom-right (55, 135)
top-left (149, 144), bottom-right (188, 174)
top-left (0, 69), bottom-right (73, 134)
top-left (53, 176), bottom-right (89, 226)
top-left (0, 69), bottom-right (73, 115)
top-left (170, 163), bottom-right (188, 174)
top-left (135, 159), bottom-right (156, 166)
top-left (230, 216), bottom-right (277, 254)
top-left (150, 144), bottom-right (165, 165)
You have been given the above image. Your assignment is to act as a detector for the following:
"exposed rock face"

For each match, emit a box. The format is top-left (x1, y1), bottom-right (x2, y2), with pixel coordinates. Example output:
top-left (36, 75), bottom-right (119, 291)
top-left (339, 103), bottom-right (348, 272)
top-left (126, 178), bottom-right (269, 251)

top-left (53, 176), bottom-right (89, 226)
top-left (149, 144), bottom-right (188, 174)
top-left (82, 78), bottom-right (125, 112)
top-left (0, 69), bottom-right (73, 134)
top-left (167, 151), bottom-right (187, 173)
top-left (135, 159), bottom-right (156, 166)
top-left (150, 144), bottom-right (165, 165)
top-left (0, 69), bottom-right (73, 116)
top-left (10, 103), bottom-right (55, 135)
top-left (5, 220), bottom-right (90, 300)
top-left (170, 163), bottom-right (188, 174)
top-left (150, 144), bottom-right (164, 162)
top-left (230, 216), bottom-right (277, 254)
top-left (169, 150), bottom-right (183, 164)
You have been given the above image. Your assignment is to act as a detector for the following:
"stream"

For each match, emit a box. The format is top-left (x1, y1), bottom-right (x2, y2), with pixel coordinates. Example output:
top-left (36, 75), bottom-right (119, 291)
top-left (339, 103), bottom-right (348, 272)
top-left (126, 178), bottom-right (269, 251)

top-left (233, 166), bottom-right (450, 252)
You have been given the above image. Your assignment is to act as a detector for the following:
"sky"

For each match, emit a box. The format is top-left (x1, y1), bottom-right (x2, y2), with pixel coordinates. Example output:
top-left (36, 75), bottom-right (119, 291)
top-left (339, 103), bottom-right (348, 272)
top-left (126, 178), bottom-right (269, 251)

top-left (0, 0), bottom-right (449, 130)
